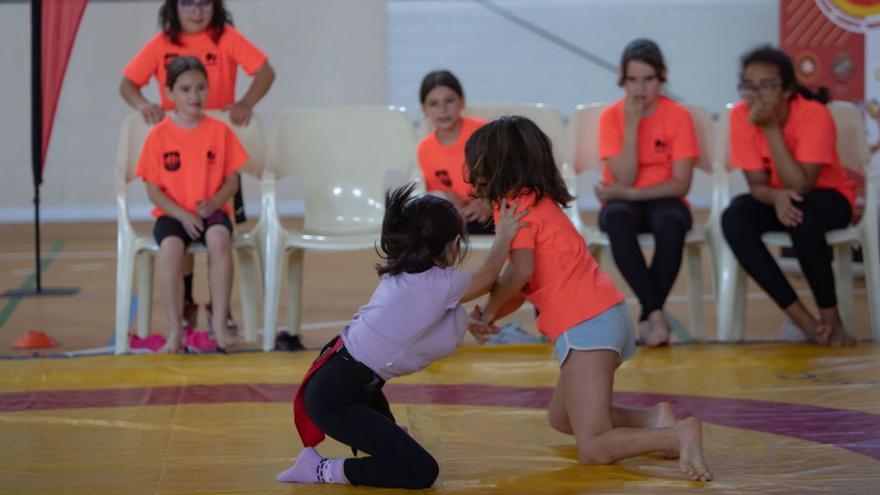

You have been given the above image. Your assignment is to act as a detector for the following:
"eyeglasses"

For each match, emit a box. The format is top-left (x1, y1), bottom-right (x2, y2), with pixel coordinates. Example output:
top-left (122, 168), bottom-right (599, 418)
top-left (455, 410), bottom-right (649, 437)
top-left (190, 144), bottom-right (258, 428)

top-left (179, 0), bottom-right (213, 11)
top-left (737, 81), bottom-right (780, 96)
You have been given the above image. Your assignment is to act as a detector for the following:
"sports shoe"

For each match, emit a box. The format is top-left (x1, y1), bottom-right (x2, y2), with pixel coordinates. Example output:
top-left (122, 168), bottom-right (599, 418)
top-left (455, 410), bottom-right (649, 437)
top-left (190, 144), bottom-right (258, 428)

top-left (183, 327), bottom-right (221, 353)
top-left (129, 333), bottom-right (167, 352)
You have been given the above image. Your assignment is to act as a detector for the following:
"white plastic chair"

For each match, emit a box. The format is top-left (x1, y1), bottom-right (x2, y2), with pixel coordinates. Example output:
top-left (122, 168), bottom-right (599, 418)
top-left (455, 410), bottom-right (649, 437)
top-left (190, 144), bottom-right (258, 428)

top-left (113, 111), bottom-right (266, 354)
top-left (715, 101), bottom-right (879, 340)
top-left (417, 104), bottom-right (582, 248)
top-left (570, 102), bottom-right (720, 340)
top-left (261, 105), bottom-right (415, 351)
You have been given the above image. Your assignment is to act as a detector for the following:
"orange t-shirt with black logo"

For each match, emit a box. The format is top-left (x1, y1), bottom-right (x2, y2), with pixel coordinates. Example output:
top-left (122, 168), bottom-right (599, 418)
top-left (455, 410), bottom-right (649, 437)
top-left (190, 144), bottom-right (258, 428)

top-left (599, 96), bottom-right (699, 190)
top-left (136, 115), bottom-right (248, 218)
top-left (729, 95), bottom-right (856, 209)
top-left (417, 117), bottom-right (487, 200)
top-left (494, 193), bottom-right (625, 342)
top-left (124, 26), bottom-right (268, 110)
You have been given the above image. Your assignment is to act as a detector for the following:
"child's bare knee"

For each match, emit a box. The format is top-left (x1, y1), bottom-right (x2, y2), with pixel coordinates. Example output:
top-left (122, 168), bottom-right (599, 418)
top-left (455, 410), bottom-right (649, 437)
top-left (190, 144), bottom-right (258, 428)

top-left (577, 442), bottom-right (613, 465)
top-left (547, 410), bottom-right (572, 434)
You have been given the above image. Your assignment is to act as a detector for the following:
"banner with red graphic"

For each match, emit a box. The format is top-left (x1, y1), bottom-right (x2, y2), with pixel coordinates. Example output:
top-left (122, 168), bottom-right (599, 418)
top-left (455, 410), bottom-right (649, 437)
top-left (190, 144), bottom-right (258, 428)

top-left (39, 0), bottom-right (88, 179)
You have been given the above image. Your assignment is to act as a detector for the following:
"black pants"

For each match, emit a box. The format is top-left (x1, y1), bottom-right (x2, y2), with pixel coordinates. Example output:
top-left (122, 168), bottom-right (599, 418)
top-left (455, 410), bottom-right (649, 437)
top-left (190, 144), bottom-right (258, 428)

top-left (303, 343), bottom-right (439, 489)
top-left (721, 189), bottom-right (852, 310)
top-left (599, 198), bottom-right (692, 321)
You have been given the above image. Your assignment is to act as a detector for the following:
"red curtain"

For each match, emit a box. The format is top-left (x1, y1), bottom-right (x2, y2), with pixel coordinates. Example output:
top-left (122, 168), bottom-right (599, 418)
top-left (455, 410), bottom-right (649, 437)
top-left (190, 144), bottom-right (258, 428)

top-left (40, 0), bottom-right (88, 171)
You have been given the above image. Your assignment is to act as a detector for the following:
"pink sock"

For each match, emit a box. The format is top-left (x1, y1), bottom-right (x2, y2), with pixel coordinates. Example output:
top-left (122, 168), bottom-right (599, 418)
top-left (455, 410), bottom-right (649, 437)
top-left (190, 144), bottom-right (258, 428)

top-left (276, 447), bottom-right (348, 484)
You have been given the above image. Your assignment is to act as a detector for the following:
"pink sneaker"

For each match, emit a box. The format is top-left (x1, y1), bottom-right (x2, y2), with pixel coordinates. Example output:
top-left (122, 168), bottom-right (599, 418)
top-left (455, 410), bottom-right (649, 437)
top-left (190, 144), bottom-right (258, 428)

top-left (129, 333), bottom-right (167, 352)
top-left (183, 328), bottom-right (221, 353)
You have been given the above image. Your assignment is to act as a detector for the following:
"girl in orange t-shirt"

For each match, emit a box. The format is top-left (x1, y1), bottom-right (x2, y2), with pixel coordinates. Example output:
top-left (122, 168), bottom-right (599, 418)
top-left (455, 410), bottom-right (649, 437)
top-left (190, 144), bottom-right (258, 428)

top-left (466, 116), bottom-right (712, 482)
top-left (135, 57), bottom-right (247, 353)
top-left (722, 46), bottom-right (857, 347)
top-left (120, 0), bottom-right (275, 332)
top-left (416, 70), bottom-right (493, 235)
top-left (596, 39), bottom-right (699, 347)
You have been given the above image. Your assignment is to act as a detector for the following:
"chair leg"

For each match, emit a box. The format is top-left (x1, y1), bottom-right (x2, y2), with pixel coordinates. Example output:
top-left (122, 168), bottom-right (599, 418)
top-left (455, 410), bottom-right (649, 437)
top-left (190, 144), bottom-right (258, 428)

top-left (863, 234), bottom-right (880, 341)
top-left (832, 244), bottom-right (854, 334)
top-left (286, 249), bottom-right (305, 340)
top-left (135, 253), bottom-right (153, 338)
top-left (114, 240), bottom-right (136, 354)
top-left (715, 246), bottom-right (743, 342)
top-left (234, 246), bottom-right (259, 343)
top-left (262, 240), bottom-right (284, 352)
top-left (732, 265), bottom-right (748, 341)
top-left (686, 243), bottom-right (705, 341)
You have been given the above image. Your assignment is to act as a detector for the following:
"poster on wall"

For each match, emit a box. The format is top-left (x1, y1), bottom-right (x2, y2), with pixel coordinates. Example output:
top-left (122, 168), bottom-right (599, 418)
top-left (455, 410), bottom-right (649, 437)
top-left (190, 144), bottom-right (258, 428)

top-left (781, 0), bottom-right (879, 158)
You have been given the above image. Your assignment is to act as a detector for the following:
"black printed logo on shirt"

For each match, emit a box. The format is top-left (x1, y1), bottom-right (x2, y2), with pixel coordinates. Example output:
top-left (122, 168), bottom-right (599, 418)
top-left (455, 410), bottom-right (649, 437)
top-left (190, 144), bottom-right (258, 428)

top-left (206, 148), bottom-right (217, 166)
top-left (163, 151), bottom-right (181, 171)
top-left (654, 138), bottom-right (669, 154)
top-left (761, 157), bottom-right (771, 169)
top-left (204, 52), bottom-right (218, 66)
top-left (435, 170), bottom-right (453, 188)
top-left (163, 53), bottom-right (179, 66)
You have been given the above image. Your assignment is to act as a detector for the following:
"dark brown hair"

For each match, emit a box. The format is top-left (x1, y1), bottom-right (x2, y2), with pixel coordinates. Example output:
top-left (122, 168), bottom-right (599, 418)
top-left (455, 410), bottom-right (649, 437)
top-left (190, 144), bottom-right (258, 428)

top-left (376, 183), bottom-right (468, 276)
top-left (618, 38), bottom-right (667, 86)
top-left (165, 56), bottom-right (207, 90)
top-left (159, 0), bottom-right (233, 46)
top-left (740, 45), bottom-right (829, 103)
top-left (465, 116), bottom-right (573, 208)
top-left (419, 70), bottom-right (464, 104)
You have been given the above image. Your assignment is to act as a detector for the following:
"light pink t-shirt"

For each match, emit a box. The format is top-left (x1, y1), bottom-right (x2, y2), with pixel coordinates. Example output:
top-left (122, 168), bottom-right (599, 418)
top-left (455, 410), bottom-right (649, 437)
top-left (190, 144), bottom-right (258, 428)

top-left (341, 266), bottom-right (472, 380)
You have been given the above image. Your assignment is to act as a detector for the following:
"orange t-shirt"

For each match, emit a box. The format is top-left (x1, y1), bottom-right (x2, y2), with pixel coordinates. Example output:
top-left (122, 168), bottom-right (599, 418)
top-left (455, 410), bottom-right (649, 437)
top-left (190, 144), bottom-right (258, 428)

top-left (136, 115), bottom-right (248, 218)
top-left (124, 26), bottom-right (268, 110)
top-left (729, 95), bottom-right (856, 209)
top-left (417, 117), bottom-right (487, 200)
top-left (599, 96), bottom-right (699, 190)
top-left (494, 193), bottom-right (625, 342)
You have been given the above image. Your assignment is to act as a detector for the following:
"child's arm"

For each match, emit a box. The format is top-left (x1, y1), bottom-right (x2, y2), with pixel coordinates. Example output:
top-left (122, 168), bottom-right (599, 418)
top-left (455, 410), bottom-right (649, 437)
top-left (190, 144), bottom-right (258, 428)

top-left (146, 182), bottom-right (204, 239)
top-left (196, 173), bottom-right (241, 218)
top-left (460, 201), bottom-right (528, 302)
top-left (119, 77), bottom-right (164, 125)
top-left (226, 62), bottom-right (276, 126)
top-left (479, 249), bottom-right (534, 323)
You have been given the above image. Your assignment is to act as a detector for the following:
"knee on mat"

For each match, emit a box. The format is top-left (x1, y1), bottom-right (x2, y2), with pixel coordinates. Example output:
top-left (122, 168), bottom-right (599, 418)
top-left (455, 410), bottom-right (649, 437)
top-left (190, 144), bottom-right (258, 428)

top-left (403, 453), bottom-right (439, 489)
top-left (577, 441), bottom-right (614, 465)
top-left (547, 411), bottom-right (573, 434)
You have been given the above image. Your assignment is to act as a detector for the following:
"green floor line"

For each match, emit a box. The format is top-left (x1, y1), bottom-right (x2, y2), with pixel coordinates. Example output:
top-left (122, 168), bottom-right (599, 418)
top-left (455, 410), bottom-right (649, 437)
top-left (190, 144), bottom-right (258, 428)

top-left (0, 239), bottom-right (66, 329)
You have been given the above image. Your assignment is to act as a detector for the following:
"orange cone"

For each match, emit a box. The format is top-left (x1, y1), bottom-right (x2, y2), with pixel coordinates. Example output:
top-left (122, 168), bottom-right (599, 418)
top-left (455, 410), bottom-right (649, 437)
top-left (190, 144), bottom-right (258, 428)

top-left (11, 330), bottom-right (59, 350)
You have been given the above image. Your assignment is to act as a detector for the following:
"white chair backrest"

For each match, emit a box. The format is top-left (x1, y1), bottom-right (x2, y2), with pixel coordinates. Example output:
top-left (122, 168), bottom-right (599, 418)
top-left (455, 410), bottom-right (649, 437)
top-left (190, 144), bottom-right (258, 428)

top-left (570, 102), bottom-right (607, 174)
top-left (684, 104), bottom-right (714, 174)
top-left (271, 105), bottom-right (415, 234)
top-left (715, 104), bottom-right (734, 174)
top-left (828, 101), bottom-right (870, 176)
top-left (115, 110), bottom-right (267, 187)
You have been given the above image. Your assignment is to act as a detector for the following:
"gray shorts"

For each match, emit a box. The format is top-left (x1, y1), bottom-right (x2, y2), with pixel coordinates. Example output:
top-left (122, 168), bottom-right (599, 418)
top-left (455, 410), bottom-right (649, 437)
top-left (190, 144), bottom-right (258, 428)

top-left (554, 302), bottom-right (636, 366)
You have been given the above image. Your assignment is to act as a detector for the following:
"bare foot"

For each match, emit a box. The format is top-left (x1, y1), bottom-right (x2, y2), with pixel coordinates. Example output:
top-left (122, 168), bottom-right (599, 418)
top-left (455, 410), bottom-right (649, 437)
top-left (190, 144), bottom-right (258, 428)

top-left (644, 311), bottom-right (670, 347)
top-left (676, 417), bottom-right (712, 482)
top-left (637, 320), bottom-right (651, 344)
top-left (158, 331), bottom-right (182, 354)
top-left (826, 326), bottom-right (857, 347)
top-left (652, 402), bottom-right (679, 459)
top-left (814, 322), bottom-right (833, 346)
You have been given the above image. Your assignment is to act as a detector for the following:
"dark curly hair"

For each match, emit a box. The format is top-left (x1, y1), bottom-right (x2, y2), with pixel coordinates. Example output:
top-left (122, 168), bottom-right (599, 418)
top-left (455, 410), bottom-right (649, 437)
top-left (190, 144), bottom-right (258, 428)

top-left (159, 0), bottom-right (233, 46)
top-left (740, 45), bottom-right (829, 103)
top-left (465, 116), bottom-right (573, 208)
top-left (375, 183), bottom-right (468, 276)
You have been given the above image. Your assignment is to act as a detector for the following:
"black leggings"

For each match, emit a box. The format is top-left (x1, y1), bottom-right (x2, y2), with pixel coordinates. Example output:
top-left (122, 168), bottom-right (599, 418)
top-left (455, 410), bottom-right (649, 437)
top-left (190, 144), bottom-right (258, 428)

top-left (721, 190), bottom-right (852, 310)
top-left (303, 344), bottom-right (439, 489)
top-left (599, 198), bottom-right (692, 321)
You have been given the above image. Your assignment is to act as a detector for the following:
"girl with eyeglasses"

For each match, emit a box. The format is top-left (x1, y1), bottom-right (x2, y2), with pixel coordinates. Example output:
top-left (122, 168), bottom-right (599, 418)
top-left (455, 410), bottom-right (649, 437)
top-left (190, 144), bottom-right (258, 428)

top-left (595, 39), bottom-right (700, 347)
top-left (722, 46), bottom-right (857, 346)
top-left (119, 0), bottom-right (275, 337)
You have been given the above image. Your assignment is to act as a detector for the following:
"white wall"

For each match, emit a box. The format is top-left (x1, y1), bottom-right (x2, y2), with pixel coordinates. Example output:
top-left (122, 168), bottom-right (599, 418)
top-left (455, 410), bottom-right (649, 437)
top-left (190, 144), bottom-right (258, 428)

top-left (388, 0), bottom-right (779, 209)
top-left (0, 0), bottom-right (387, 223)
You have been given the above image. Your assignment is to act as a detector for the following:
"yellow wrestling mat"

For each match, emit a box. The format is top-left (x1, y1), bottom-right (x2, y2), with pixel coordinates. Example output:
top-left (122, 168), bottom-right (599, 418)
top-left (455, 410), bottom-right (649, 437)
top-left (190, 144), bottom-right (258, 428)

top-left (1, 343), bottom-right (878, 494)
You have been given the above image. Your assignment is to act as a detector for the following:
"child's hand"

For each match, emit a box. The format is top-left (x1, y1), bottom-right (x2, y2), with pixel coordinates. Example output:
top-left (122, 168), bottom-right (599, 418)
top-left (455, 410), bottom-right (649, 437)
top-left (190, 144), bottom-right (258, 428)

top-left (195, 199), bottom-right (217, 218)
top-left (748, 100), bottom-right (778, 128)
top-left (137, 102), bottom-right (164, 125)
top-left (178, 212), bottom-right (204, 240)
top-left (468, 305), bottom-right (498, 344)
top-left (623, 93), bottom-right (645, 125)
top-left (594, 181), bottom-right (630, 202)
top-left (225, 101), bottom-right (253, 126)
top-left (495, 200), bottom-right (529, 242)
